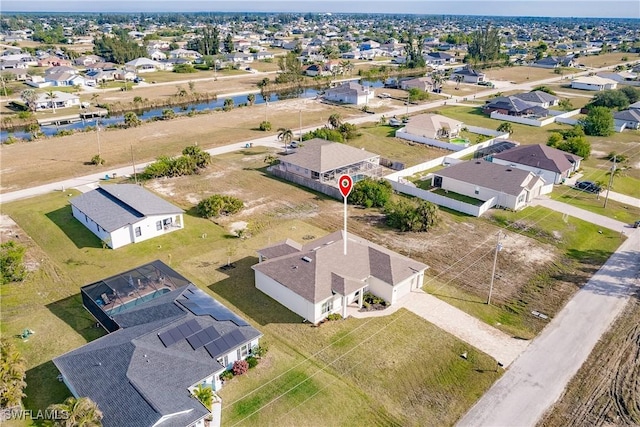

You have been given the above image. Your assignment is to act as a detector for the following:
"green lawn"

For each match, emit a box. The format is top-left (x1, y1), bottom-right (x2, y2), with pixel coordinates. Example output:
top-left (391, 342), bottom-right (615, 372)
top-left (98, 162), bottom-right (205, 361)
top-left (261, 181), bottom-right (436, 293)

top-left (426, 205), bottom-right (625, 338)
top-left (549, 187), bottom-right (640, 225)
top-left (2, 190), bottom-right (502, 427)
top-left (432, 188), bottom-right (485, 206)
top-left (578, 166), bottom-right (640, 199)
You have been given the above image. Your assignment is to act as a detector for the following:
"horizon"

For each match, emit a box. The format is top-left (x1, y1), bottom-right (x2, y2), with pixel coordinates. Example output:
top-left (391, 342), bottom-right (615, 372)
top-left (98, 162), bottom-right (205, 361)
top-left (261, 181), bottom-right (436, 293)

top-left (3, 0), bottom-right (639, 19)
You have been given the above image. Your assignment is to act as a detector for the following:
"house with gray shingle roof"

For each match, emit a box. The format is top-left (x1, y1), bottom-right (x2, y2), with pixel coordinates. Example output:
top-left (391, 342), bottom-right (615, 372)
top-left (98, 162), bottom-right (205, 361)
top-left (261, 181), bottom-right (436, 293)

top-left (432, 159), bottom-right (550, 212)
top-left (490, 143), bottom-right (582, 184)
top-left (276, 138), bottom-right (381, 185)
top-left (55, 260), bottom-right (262, 427)
top-left (69, 184), bottom-right (184, 249)
top-left (252, 231), bottom-right (428, 324)
top-left (613, 108), bottom-right (640, 131)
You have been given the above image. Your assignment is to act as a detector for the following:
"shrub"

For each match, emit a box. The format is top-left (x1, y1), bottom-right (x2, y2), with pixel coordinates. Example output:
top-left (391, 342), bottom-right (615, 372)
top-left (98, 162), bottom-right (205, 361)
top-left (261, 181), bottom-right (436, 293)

top-left (384, 199), bottom-right (439, 232)
top-left (326, 313), bottom-right (342, 321)
top-left (232, 360), bottom-right (249, 376)
top-left (251, 345), bottom-right (268, 358)
top-left (220, 370), bottom-right (233, 381)
top-left (246, 356), bottom-right (258, 369)
top-left (1, 241), bottom-right (27, 284)
top-left (55, 129), bottom-right (74, 137)
top-left (348, 178), bottom-right (392, 208)
top-left (174, 64), bottom-right (197, 73)
top-left (197, 194), bottom-right (244, 218)
top-left (259, 121), bottom-right (271, 131)
top-left (90, 154), bottom-right (105, 165)
top-left (363, 292), bottom-right (387, 306)
top-left (302, 127), bottom-right (344, 142)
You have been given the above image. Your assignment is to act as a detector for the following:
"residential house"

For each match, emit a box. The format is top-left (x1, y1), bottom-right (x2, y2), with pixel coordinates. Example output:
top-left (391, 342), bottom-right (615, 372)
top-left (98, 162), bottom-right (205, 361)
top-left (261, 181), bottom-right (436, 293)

top-left (74, 55), bottom-right (104, 67)
top-left (490, 143), bottom-right (582, 184)
top-left (452, 67), bottom-right (486, 83)
top-left (33, 91), bottom-right (80, 110)
top-left (253, 51), bottom-right (274, 61)
top-left (169, 48), bottom-right (202, 60)
top-left (1, 68), bottom-right (29, 81)
top-left (44, 72), bottom-right (87, 87)
top-left (274, 138), bottom-right (381, 184)
top-left (482, 96), bottom-right (549, 117)
top-left (400, 113), bottom-right (463, 139)
top-left (532, 55), bottom-right (574, 68)
top-left (512, 90), bottom-right (559, 108)
top-left (252, 231), bottom-right (428, 324)
top-left (69, 184), bottom-right (185, 249)
top-left (125, 57), bottom-right (162, 73)
top-left (44, 65), bottom-right (77, 76)
top-left (56, 260), bottom-right (262, 427)
top-left (225, 52), bottom-right (254, 64)
top-left (399, 76), bottom-right (434, 92)
top-left (37, 56), bottom-right (71, 67)
top-left (359, 40), bottom-right (380, 50)
top-left (432, 159), bottom-right (550, 211)
top-left (304, 64), bottom-right (326, 77)
top-left (425, 52), bottom-right (455, 65)
top-left (613, 109), bottom-right (640, 131)
top-left (148, 49), bottom-right (167, 61)
top-left (323, 81), bottom-right (374, 105)
top-left (571, 76), bottom-right (618, 91)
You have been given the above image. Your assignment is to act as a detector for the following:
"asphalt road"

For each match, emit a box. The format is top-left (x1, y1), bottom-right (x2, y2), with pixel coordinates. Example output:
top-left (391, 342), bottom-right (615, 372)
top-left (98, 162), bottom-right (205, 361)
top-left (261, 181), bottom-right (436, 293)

top-left (457, 212), bottom-right (640, 427)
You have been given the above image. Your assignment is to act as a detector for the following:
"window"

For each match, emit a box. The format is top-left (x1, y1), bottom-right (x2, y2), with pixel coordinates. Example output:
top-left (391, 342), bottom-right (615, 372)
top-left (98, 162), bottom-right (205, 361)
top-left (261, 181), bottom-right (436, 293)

top-left (156, 221), bottom-right (162, 231)
top-left (518, 194), bottom-right (525, 204)
top-left (241, 344), bottom-right (249, 358)
top-left (223, 355), bottom-right (228, 367)
top-left (135, 227), bottom-right (141, 237)
top-left (321, 300), bottom-right (333, 314)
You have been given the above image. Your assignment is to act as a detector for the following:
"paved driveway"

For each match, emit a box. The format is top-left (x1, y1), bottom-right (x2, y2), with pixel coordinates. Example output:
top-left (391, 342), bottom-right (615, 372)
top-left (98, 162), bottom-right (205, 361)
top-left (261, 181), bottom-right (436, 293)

top-left (349, 289), bottom-right (529, 367)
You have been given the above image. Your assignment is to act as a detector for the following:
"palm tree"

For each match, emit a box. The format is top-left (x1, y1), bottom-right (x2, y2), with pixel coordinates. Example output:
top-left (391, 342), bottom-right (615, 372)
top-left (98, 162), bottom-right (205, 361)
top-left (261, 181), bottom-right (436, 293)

top-left (277, 127), bottom-right (294, 150)
top-left (327, 113), bottom-right (342, 130)
top-left (124, 112), bottom-right (141, 128)
top-left (90, 93), bottom-right (99, 107)
top-left (20, 89), bottom-right (38, 112)
top-left (192, 384), bottom-right (214, 409)
top-left (247, 93), bottom-right (255, 106)
top-left (223, 98), bottom-right (234, 111)
top-left (453, 74), bottom-right (464, 89)
top-left (431, 72), bottom-right (444, 93)
top-left (46, 90), bottom-right (58, 113)
top-left (47, 396), bottom-right (103, 427)
top-left (496, 122), bottom-right (513, 135)
top-left (0, 340), bottom-right (27, 409)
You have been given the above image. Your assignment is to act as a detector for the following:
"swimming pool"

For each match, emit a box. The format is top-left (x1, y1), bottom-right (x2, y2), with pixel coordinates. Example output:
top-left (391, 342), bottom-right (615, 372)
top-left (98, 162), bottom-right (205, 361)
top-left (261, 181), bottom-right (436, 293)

top-left (105, 288), bottom-right (171, 316)
top-left (450, 137), bottom-right (470, 145)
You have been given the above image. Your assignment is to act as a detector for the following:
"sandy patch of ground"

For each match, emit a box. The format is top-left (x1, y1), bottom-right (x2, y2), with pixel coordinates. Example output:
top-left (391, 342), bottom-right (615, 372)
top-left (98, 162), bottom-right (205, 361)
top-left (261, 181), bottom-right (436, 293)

top-left (0, 214), bottom-right (40, 272)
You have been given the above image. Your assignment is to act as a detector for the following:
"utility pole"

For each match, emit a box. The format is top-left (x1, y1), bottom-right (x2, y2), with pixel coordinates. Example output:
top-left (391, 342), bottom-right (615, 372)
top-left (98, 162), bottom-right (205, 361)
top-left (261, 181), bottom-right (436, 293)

top-left (299, 109), bottom-right (302, 143)
top-left (603, 155), bottom-right (616, 208)
top-left (487, 232), bottom-right (503, 305)
top-left (130, 142), bottom-right (138, 185)
top-left (96, 118), bottom-right (101, 156)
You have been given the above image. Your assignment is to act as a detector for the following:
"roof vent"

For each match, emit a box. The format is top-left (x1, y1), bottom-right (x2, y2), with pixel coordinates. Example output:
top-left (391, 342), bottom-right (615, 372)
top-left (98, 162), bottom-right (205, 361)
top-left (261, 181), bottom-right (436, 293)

top-left (302, 256), bottom-right (312, 263)
top-left (506, 168), bottom-right (512, 172)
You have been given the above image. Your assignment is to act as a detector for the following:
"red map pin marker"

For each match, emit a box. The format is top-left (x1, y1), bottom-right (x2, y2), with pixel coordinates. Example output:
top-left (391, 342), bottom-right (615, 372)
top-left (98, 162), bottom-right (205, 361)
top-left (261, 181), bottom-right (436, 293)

top-left (338, 175), bottom-right (353, 198)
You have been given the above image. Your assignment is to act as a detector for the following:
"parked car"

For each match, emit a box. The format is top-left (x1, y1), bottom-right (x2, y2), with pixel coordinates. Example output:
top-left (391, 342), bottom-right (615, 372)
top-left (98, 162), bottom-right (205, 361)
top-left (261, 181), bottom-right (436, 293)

top-left (388, 118), bottom-right (403, 127)
top-left (574, 180), bottom-right (602, 193)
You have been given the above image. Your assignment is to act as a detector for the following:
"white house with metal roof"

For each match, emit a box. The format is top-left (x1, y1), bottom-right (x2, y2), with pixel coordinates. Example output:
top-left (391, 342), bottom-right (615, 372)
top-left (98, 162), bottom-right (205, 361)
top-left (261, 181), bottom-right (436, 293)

top-left (570, 75), bottom-right (618, 91)
top-left (323, 81), bottom-right (374, 105)
top-left (69, 184), bottom-right (184, 249)
top-left (252, 231), bottom-right (428, 324)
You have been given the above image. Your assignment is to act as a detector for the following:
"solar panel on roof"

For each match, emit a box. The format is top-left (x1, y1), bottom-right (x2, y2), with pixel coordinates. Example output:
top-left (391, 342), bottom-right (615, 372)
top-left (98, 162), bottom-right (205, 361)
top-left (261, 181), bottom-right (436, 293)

top-left (185, 319), bottom-right (201, 334)
top-left (169, 327), bottom-right (183, 342)
top-left (186, 332), bottom-right (205, 350)
top-left (158, 331), bottom-right (175, 347)
top-left (204, 326), bottom-right (221, 342)
top-left (204, 340), bottom-right (224, 358)
top-left (177, 323), bottom-right (192, 337)
top-left (230, 329), bottom-right (246, 346)
top-left (179, 288), bottom-right (249, 326)
top-left (220, 333), bottom-right (238, 349)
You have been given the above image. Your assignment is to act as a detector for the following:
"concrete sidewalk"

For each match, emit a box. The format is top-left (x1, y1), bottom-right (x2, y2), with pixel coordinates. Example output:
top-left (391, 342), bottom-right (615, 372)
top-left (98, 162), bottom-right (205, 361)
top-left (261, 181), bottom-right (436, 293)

top-left (349, 289), bottom-right (529, 367)
top-left (531, 197), bottom-right (628, 232)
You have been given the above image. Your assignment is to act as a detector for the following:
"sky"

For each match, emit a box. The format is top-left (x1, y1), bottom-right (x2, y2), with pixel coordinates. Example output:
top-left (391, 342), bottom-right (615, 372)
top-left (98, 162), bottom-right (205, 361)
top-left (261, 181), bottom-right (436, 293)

top-left (2, 0), bottom-right (639, 18)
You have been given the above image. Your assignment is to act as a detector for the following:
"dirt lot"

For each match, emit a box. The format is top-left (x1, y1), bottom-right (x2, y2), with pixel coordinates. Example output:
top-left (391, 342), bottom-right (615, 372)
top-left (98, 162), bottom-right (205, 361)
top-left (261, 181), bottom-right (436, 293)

top-left (539, 294), bottom-right (640, 427)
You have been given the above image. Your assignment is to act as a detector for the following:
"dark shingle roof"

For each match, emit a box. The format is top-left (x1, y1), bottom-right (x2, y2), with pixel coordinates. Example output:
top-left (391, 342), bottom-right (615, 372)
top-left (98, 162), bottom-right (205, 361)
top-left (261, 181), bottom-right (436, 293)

top-left (484, 96), bottom-right (539, 113)
top-left (614, 109), bottom-right (640, 123)
top-left (512, 90), bottom-right (558, 104)
top-left (55, 281), bottom-right (261, 427)
top-left (69, 184), bottom-right (183, 232)
top-left (492, 144), bottom-right (579, 174)
top-left (252, 231), bottom-right (428, 303)
top-left (434, 160), bottom-right (541, 196)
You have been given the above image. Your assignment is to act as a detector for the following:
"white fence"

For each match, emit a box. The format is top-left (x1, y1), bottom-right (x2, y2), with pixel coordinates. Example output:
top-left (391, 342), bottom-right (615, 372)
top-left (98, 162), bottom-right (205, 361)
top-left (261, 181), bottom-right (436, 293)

top-left (385, 132), bottom-right (510, 181)
top-left (490, 109), bottom-right (581, 127)
top-left (395, 128), bottom-right (469, 151)
top-left (388, 180), bottom-right (496, 217)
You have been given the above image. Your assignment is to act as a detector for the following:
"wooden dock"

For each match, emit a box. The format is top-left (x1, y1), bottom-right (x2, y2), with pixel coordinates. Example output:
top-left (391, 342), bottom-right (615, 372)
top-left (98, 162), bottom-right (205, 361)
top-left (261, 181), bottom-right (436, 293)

top-left (37, 108), bottom-right (108, 126)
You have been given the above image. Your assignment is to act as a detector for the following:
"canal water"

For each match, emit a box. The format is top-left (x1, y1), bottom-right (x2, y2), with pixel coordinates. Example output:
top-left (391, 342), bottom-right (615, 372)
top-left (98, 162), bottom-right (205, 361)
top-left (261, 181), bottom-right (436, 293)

top-left (1, 79), bottom-right (386, 142)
